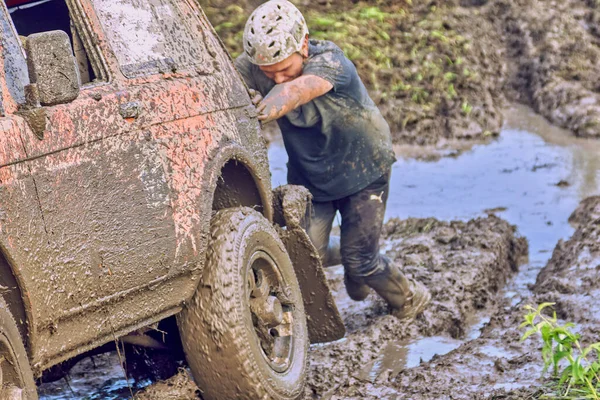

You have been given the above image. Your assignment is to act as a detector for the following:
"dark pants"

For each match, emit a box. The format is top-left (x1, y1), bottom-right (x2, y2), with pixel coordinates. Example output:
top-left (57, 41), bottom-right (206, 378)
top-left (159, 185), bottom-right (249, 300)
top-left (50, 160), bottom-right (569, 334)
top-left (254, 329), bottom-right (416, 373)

top-left (307, 170), bottom-right (391, 278)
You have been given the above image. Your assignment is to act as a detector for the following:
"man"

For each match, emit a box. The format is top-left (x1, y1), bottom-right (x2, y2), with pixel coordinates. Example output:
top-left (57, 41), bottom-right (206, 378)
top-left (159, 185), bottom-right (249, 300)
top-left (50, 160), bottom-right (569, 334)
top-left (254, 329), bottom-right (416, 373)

top-left (235, 0), bottom-right (430, 320)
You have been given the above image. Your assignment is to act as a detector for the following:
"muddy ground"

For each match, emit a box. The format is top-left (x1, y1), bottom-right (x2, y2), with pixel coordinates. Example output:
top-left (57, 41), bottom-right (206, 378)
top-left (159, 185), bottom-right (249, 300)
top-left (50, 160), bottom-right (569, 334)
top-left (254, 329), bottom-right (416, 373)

top-left (382, 196), bottom-right (600, 400)
top-left (132, 196), bottom-right (599, 399)
top-left (305, 216), bottom-right (528, 398)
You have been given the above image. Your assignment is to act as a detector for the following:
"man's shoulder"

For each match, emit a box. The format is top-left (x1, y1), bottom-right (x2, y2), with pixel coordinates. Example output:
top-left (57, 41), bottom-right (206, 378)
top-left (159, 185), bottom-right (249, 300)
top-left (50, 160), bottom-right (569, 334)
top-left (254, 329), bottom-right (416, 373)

top-left (304, 40), bottom-right (358, 90)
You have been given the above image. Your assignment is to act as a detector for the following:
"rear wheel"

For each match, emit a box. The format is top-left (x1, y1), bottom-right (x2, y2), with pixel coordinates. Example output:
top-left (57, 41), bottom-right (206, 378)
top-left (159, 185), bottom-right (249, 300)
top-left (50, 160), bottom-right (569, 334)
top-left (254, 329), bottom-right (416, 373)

top-left (177, 207), bottom-right (308, 400)
top-left (0, 299), bottom-right (37, 400)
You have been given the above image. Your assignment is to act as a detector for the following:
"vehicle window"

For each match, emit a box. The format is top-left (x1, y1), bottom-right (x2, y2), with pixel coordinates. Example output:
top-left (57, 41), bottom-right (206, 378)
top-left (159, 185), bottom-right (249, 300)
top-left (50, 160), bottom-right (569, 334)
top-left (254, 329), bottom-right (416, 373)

top-left (5, 0), bottom-right (99, 85)
top-left (1, 2), bottom-right (28, 106)
top-left (90, 0), bottom-right (211, 78)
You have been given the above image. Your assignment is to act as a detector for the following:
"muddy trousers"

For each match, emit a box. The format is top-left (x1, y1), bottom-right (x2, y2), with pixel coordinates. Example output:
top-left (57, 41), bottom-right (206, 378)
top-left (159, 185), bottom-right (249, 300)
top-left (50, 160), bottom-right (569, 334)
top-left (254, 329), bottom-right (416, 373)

top-left (307, 170), bottom-right (392, 278)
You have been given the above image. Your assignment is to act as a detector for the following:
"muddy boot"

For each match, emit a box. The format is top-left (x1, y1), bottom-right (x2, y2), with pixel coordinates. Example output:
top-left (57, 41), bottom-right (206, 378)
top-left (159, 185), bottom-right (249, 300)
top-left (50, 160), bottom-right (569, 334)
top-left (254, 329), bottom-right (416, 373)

top-left (364, 263), bottom-right (431, 321)
top-left (344, 273), bottom-right (370, 301)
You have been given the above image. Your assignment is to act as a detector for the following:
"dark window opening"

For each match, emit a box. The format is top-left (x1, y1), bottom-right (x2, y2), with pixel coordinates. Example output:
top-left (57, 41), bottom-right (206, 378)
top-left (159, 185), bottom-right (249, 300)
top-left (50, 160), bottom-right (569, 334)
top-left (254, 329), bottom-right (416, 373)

top-left (5, 0), bottom-right (97, 84)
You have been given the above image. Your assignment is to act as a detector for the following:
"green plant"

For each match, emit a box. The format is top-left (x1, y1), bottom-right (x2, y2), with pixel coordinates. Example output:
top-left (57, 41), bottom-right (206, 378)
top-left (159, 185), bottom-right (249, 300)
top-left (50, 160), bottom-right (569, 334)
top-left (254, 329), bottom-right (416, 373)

top-left (521, 303), bottom-right (600, 399)
top-left (446, 83), bottom-right (457, 98)
top-left (461, 101), bottom-right (472, 115)
top-left (359, 6), bottom-right (389, 22)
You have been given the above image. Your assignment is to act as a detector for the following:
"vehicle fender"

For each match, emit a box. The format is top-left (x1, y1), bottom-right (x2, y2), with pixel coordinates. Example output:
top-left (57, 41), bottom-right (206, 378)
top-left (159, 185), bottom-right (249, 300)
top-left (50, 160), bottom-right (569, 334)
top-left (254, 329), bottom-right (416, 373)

top-left (273, 185), bottom-right (345, 344)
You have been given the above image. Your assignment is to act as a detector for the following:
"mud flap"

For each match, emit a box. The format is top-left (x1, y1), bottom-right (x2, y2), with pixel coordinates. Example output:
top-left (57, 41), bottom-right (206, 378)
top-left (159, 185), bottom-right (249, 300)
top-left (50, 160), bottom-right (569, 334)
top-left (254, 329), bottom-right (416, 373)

top-left (273, 185), bottom-right (346, 344)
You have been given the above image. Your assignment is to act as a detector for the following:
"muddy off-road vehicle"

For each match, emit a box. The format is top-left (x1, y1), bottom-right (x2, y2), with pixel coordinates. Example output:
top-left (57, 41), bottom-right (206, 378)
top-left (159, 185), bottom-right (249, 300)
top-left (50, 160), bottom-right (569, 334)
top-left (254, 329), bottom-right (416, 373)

top-left (0, 0), bottom-right (345, 398)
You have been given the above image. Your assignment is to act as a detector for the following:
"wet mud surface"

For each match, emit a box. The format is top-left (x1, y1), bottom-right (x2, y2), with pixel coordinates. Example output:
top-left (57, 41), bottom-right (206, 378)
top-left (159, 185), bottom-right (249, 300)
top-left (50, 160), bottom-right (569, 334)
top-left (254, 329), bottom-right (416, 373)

top-left (305, 216), bottom-right (528, 398)
top-left (386, 196), bottom-right (600, 400)
top-left (126, 199), bottom-right (599, 400)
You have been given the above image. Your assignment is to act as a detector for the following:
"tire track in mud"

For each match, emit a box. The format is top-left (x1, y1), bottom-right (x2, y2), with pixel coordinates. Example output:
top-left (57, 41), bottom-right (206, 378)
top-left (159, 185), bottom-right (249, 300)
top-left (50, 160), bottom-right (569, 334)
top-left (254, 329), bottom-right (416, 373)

top-left (380, 196), bottom-right (600, 400)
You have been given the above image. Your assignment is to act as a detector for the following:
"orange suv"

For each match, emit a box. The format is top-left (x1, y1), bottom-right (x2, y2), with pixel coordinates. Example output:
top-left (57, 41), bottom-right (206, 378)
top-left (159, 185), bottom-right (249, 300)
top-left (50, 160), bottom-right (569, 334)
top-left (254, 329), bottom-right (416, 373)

top-left (0, 0), bottom-right (343, 398)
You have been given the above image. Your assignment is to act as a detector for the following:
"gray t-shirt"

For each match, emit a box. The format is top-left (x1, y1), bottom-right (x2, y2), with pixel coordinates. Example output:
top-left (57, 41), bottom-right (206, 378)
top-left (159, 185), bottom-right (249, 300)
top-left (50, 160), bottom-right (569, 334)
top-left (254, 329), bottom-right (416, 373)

top-left (235, 40), bottom-right (396, 201)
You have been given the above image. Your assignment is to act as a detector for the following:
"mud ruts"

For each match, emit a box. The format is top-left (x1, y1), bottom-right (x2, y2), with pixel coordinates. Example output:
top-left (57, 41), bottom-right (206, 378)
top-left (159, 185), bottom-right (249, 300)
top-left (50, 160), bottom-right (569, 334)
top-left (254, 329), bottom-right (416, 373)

top-left (305, 215), bottom-right (527, 398)
top-left (489, 0), bottom-right (600, 138)
top-left (383, 196), bottom-right (600, 400)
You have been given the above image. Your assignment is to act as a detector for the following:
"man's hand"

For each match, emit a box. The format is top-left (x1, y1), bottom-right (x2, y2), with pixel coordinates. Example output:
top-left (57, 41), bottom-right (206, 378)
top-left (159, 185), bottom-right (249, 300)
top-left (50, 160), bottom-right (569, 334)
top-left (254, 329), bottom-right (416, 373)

top-left (257, 84), bottom-right (293, 123)
top-left (257, 75), bottom-right (333, 124)
top-left (248, 89), bottom-right (263, 107)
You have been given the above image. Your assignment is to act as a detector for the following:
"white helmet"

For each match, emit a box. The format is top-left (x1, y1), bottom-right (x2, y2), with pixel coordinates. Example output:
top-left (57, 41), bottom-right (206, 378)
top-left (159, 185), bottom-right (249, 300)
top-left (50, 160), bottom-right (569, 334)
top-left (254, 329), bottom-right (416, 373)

top-left (243, 0), bottom-right (309, 66)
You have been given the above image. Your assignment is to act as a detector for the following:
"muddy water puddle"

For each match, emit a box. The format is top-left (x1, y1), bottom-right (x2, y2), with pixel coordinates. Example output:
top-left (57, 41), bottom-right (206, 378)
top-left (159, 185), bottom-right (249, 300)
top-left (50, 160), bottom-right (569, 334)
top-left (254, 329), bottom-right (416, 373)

top-left (357, 316), bottom-right (490, 384)
top-left (38, 353), bottom-right (148, 399)
top-left (39, 105), bottom-right (600, 398)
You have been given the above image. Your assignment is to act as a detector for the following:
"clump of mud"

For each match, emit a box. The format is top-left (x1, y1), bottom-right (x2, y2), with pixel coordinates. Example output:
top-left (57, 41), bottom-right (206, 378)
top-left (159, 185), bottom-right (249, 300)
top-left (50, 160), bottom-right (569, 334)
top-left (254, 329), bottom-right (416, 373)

top-left (379, 196), bottom-right (600, 399)
top-left (134, 370), bottom-right (200, 400)
top-left (567, 195), bottom-right (600, 226)
top-left (489, 0), bottom-right (600, 137)
top-left (306, 215), bottom-right (527, 398)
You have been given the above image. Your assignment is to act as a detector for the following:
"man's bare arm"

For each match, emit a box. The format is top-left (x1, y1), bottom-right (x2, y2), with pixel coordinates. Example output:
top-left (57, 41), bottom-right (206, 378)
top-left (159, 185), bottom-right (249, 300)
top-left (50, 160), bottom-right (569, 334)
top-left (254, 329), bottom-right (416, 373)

top-left (257, 75), bottom-right (333, 123)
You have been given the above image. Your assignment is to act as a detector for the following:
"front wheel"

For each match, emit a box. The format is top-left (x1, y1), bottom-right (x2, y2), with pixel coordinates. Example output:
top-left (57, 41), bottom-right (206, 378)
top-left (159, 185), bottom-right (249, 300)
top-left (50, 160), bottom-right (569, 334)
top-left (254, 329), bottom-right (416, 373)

top-left (177, 207), bottom-right (308, 400)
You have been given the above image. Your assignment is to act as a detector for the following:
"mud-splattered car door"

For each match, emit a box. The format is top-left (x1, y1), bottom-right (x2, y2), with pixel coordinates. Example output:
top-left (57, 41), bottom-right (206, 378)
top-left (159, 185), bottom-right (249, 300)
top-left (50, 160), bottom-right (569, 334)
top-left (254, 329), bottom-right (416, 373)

top-left (5, 0), bottom-right (193, 371)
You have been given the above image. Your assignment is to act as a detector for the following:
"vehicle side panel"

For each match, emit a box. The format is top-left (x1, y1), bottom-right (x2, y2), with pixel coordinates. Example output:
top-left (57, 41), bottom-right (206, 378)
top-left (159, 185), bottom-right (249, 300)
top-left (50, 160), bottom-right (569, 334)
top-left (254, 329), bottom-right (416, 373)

top-left (20, 107), bottom-right (269, 372)
top-left (0, 161), bottom-right (45, 342)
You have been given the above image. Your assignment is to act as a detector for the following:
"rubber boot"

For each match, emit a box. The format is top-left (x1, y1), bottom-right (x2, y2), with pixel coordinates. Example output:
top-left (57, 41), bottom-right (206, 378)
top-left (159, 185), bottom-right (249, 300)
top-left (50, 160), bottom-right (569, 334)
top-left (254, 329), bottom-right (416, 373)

top-left (344, 273), bottom-right (370, 301)
top-left (364, 262), bottom-right (431, 320)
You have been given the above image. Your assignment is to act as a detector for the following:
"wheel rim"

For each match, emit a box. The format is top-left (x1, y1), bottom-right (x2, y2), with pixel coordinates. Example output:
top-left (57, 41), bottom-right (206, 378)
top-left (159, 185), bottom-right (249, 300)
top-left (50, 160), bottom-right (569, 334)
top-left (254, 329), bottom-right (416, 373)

top-left (247, 250), bottom-right (295, 373)
top-left (0, 334), bottom-right (25, 400)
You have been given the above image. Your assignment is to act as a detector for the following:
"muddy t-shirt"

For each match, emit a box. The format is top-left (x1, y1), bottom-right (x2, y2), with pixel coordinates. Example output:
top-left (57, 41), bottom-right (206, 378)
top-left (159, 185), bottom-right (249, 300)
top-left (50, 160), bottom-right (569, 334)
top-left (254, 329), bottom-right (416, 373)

top-left (235, 40), bottom-right (396, 201)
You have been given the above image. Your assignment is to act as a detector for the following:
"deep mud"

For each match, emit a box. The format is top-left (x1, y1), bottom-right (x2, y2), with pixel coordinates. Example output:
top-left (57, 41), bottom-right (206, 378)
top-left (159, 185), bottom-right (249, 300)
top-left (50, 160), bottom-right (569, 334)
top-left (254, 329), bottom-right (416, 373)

top-left (306, 216), bottom-right (527, 398)
top-left (123, 215), bottom-right (527, 399)
top-left (373, 196), bottom-right (600, 400)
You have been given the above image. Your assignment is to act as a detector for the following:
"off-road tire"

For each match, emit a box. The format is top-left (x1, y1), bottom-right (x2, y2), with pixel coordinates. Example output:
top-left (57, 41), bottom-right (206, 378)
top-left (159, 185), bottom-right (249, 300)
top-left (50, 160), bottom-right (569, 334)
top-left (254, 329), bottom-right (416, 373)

top-left (0, 298), bottom-right (38, 400)
top-left (177, 207), bottom-right (308, 400)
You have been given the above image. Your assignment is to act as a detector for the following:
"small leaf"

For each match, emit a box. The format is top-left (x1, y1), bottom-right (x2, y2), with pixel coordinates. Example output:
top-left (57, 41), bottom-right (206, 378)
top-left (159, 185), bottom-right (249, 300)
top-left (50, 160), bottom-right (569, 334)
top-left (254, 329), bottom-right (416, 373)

top-left (559, 365), bottom-right (573, 384)
top-left (521, 327), bottom-right (538, 342)
top-left (541, 324), bottom-right (552, 343)
top-left (553, 350), bottom-right (570, 367)
top-left (538, 302), bottom-right (556, 313)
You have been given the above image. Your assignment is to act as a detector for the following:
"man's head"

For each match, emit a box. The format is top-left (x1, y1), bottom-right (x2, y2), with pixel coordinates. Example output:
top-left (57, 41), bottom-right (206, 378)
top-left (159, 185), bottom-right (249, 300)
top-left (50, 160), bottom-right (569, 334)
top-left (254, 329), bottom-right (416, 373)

top-left (243, 0), bottom-right (309, 83)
